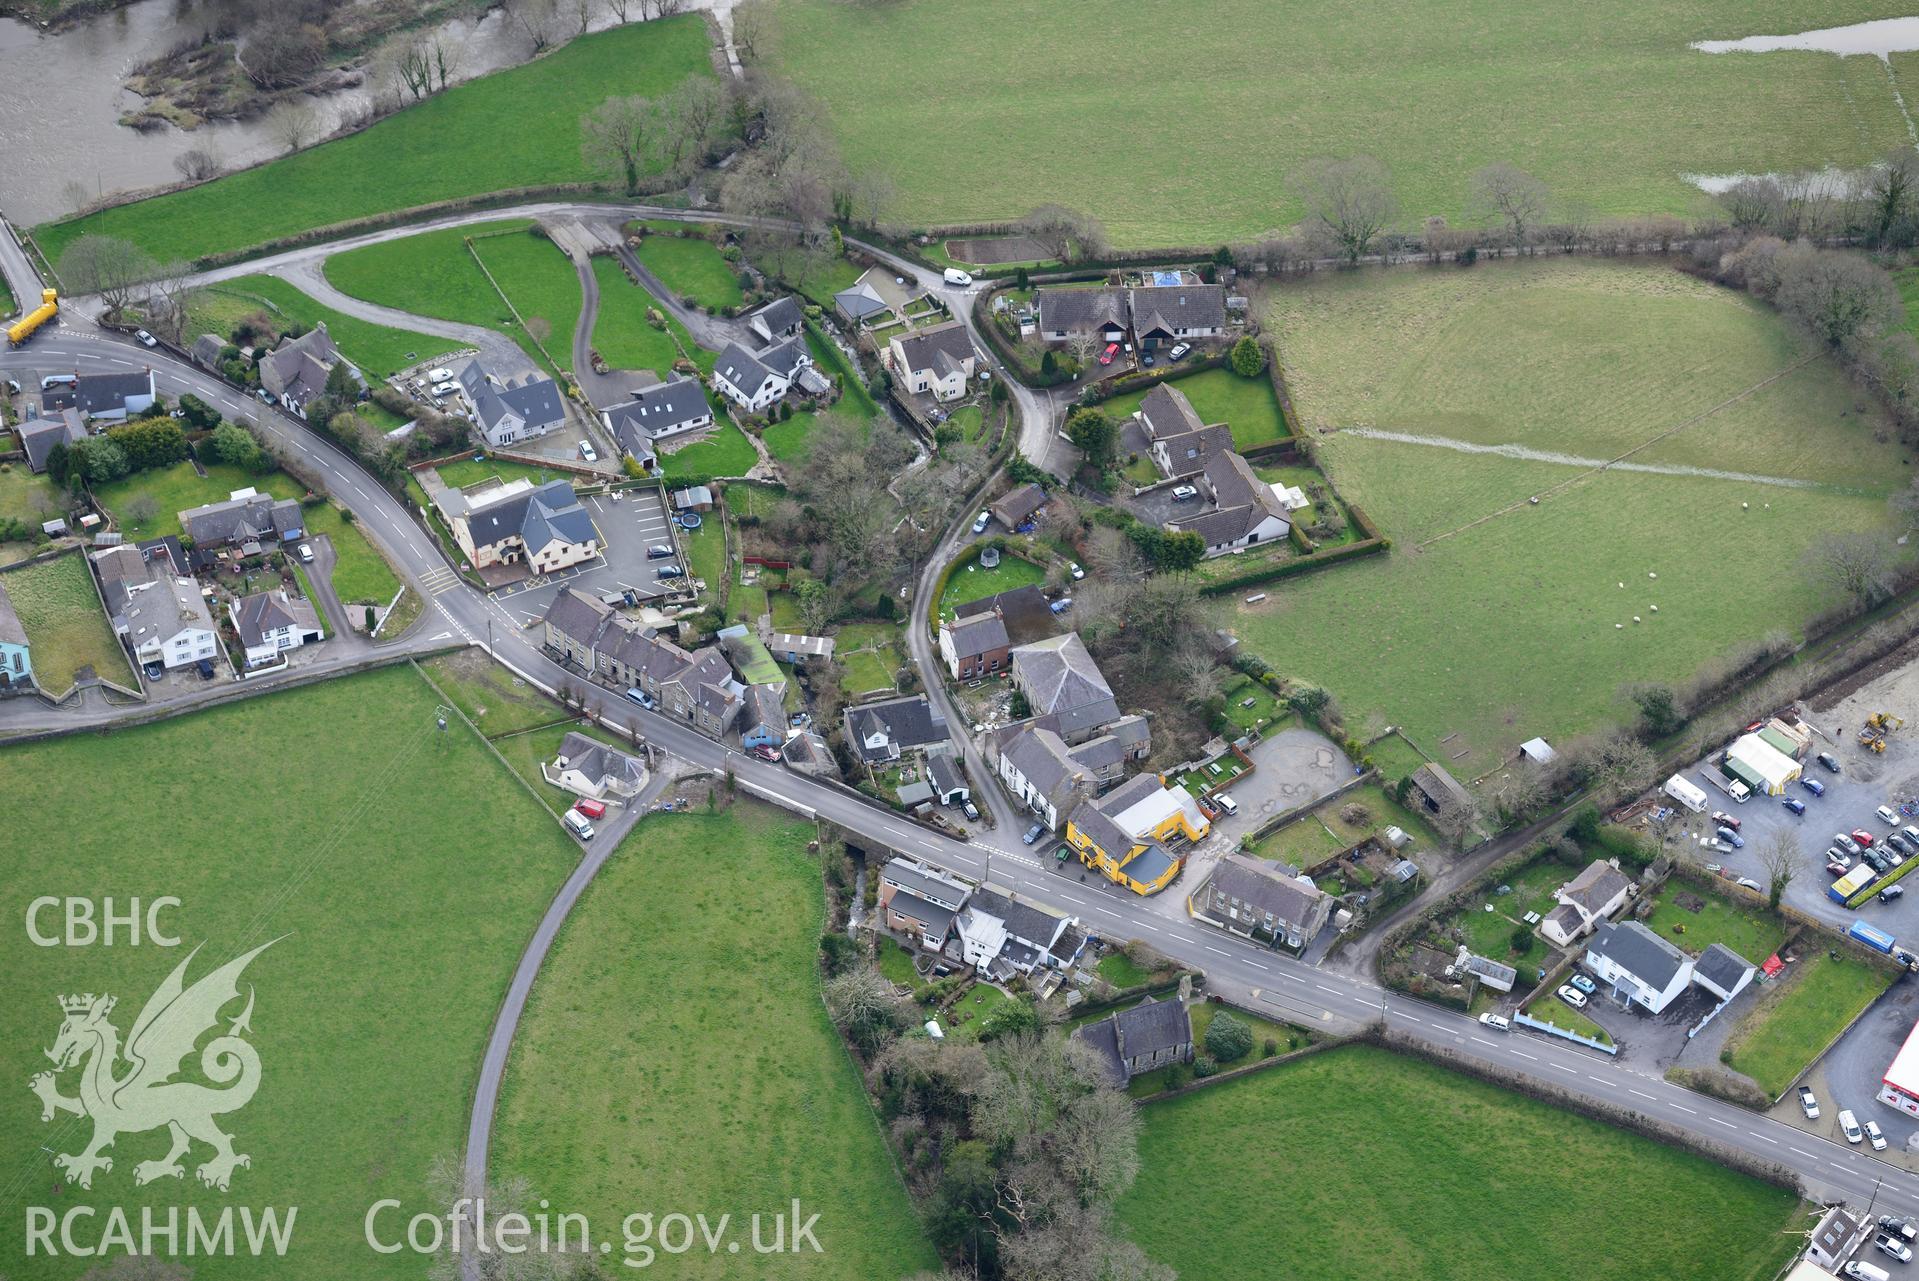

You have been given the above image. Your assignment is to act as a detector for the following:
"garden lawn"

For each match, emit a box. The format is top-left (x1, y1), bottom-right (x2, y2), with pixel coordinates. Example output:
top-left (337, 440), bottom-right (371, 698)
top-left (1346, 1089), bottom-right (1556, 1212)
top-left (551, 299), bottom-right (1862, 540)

top-left (1642, 881), bottom-right (1792, 964)
top-left (420, 649), bottom-right (575, 737)
top-left (632, 231), bottom-right (744, 310)
top-left (1726, 951), bottom-right (1895, 1096)
top-left (36, 19), bottom-right (714, 263)
top-left (470, 228), bottom-right (584, 374)
top-left (841, 648), bottom-right (898, 695)
top-left (0, 665), bottom-right (573, 1281)
top-left (0, 552), bottom-right (131, 690)
top-left (1095, 950), bottom-right (1163, 989)
top-left (186, 275), bottom-right (459, 379)
top-left (1367, 731), bottom-right (1430, 784)
top-left (768, 0), bottom-right (1918, 246)
top-left (1526, 992), bottom-right (1614, 1046)
top-left (0, 462), bottom-right (63, 524)
top-left (660, 420), bottom-right (758, 477)
top-left (302, 503), bottom-right (401, 606)
top-left (93, 460), bottom-right (301, 540)
top-left (939, 549), bottom-right (1046, 617)
top-left (762, 409), bottom-right (820, 464)
top-left (1250, 817), bottom-right (1345, 869)
top-left (589, 256), bottom-right (696, 374)
top-left (1242, 259), bottom-right (1909, 775)
top-left (1220, 672), bottom-right (1286, 736)
top-left (432, 456), bottom-right (573, 491)
top-left (490, 720), bottom-right (636, 812)
top-left (492, 803), bottom-right (937, 1279)
top-left (1120, 1044), bottom-right (1801, 1281)
top-left (678, 515), bottom-right (725, 593)
top-left (1099, 367), bottom-right (1288, 450)
top-left (877, 937), bottom-right (921, 986)
top-left (324, 221), bottom-right (552, 371)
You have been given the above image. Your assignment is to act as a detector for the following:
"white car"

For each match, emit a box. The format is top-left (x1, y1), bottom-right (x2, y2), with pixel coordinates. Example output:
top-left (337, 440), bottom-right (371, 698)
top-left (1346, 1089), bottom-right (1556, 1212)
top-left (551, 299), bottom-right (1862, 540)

top-left (971, 510), bottom-right (990, 534)
top-left (1867, 1119), bottom-right (1888, 1150)
top-left (1555, 984), bottom-right (1588, 1009)
top-left (1879, 1234), bottom-right (1914, 1264)
top-left (1798, 1086), bottom-right (1820, 1120)
top-left (579, 441), bottom-right (598, 462)
top-left (1069, 562), bottom-right (1085, 581)
top-left (942, 267), bottom-right (974, 287)
top-left (1879, 805), bottom-right (1901, 826)
top-left (1841, 1108), bottom-right (1864, 1143)
top-left (1477, 1012), bottom-right (1510, 1031)
top-left (429, 367), bottom-right (453, 382)
top-left (297, 543), bottom-right (314, 564)
top-left (1171, 485), bottom-right (1199, 502)
top-left (134, 329), bottom-right (157, 347)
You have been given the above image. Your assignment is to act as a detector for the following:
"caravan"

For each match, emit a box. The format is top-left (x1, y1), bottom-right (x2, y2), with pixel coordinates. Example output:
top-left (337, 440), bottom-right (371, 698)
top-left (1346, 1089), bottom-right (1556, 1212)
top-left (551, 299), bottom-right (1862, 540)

top-left (1662, 774), bottom-right (1707, 813)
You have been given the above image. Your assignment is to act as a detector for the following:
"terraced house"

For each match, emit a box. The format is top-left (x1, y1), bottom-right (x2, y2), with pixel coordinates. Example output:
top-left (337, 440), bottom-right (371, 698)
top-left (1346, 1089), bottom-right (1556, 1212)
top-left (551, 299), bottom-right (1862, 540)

top-left (540, 587), bottom-right (743, 737)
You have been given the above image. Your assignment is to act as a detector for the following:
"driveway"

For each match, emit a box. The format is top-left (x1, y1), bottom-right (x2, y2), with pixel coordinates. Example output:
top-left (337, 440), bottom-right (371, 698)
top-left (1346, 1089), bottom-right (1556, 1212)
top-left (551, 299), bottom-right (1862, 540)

top-left (302, 534), bottom-right (375, 651)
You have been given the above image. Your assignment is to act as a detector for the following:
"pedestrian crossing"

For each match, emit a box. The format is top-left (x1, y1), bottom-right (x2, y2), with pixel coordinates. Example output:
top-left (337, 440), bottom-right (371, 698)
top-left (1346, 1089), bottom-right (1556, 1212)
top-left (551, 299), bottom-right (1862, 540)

top-left (419, 565), bottom-right (462, 596)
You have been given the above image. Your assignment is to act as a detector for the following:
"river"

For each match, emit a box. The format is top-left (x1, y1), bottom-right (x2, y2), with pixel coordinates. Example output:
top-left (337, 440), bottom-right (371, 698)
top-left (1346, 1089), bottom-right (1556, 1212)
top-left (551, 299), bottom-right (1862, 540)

top-left (0, 0), bottom-right (631, 229)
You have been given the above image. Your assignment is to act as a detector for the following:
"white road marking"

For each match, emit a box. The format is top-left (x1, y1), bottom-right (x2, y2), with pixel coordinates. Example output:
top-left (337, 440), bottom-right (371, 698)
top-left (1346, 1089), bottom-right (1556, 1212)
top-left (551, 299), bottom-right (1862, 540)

top-left (1471, 1036), bottom-right (1497, 1048)
top-left (1550, 1062), bottom-right (1577, 1074)
top-left (1669, 1104), bottom-right (1696, 1115)
top-left (1629, 1089), bottom-right (1657, 1101)
top-left (1313, 983), bottom-right (1338, 995)
top-left (1510, 1050), bottom-right (1538, 1061)
top-left (1245, 961), bottom-right (1269, 972)
top-left (1749, 1131), bottom-right (1777, 1145)
top-left (1205, 946), bottom-right (1231, 957)
top-left (1792, 1147), bottom-right (1818, 1160)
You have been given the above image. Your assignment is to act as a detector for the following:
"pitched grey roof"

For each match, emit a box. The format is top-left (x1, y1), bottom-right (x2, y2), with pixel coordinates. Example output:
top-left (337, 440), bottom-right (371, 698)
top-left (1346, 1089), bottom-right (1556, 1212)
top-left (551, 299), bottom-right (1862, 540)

top-left (1012, 633), bottom-right (1114, 718)
top-left (232, 588), bottom-right (318, 647)
top-left (1066, 733), bottom-right (1127, 773)
top-left (19, 411), bottom-right (86, 472)
top-left (261, 324), bottom-right (358, 407)
top-left (1172, 451), bottom-right (1291, 546)
top-left (886, 888), bottom-right (957, 941)
top-left (1003, 725), bottom-right (1088, 810)
top-left (944, 610), bottom-right (1009, 659)
top-left (966, 584), bottom-right (1054, 643)
top-left (1073, 1014), bottom-right (1126, 1083)
top-left (989, 482), bottom-right (1048, 529)
top-left (179, 492), bottom-right (302, 547)
top-left (966, 887), bottom-right (1066, 951)
top-left (715, 342), bottom-right (778, 397)
top-left (1036, 286), bottom-right (1126, 334)
top-left (191, 333), bottom-right (226, 367)
top-left (781, 730), bottom-right (836, 775)
top-left (0, 581), bottom-right (25, 648)
top-left (1099, 771), bottom-right (1170, 816)
top-left (1154, 422), bottom-right (1233, 473)
top-left (1695, 942), bottom-right (1755, 991)
top-left (742, 681), bottom-right (786, 732)
top-left (1411, 762), bottom-right (1475, 813)
top-left (458, 359), bottom-right (565, 434)
top-left (121, 573), bottom-right (213, 648)
top-left (1590, 920), bottom-right (1689, 991)
top-left (1136, 383), bottom-right (1206, 440)
top-left (556, 731), bottom-right (645, 790)
top-left (1129, 284), bottom-right (1225, 336)
top-left (604, 376), bottom-right (709, 450)
top-left (74, 369), bottom-right (154, 416)
top-left (835, 280), bottom-right (889, 321)
top-left (465, 480), bottom-right (594, 553)
top-left (891, 321), bottom-right (976, 381)
top-left (881, 858), bottom-right (972, 910)
top-left (1561, 861), bottom-right (1632, 915)
top-left (928, 751), bottom-right (966, 797)
top-left (543, 587), bottom-right (615, 648)
top-left (759, 336), bottom-right (810, 380)
top-left (844, 694), bottom-right (947, 764)
top-left (1112, 994), bottom-right (1191, 1057)
top-left (1066, 799), bottom-right (1138, 862)
top-left (748, 295), bottom-right (804, 342)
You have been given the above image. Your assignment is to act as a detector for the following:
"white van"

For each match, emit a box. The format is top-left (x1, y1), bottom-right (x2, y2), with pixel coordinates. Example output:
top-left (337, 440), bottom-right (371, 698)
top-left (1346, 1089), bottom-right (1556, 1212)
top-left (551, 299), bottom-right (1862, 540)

top-left (1840, 1109), bottom-right (1863, 1143)
top-left (1214, 793), bottom-right (1239, 816)
top-left (562, 809), bottom-right (595, 841)
top-left (943, 267), bottom-right (974, 287)
top-left (1845, 1261), bottom-right (1891, 1281)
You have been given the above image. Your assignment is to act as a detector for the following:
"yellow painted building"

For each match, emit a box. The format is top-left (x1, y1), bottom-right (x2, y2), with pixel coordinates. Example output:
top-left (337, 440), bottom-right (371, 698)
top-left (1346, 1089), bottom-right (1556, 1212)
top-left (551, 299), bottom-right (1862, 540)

top-left (1065, 774), bottom-right (1210, 896)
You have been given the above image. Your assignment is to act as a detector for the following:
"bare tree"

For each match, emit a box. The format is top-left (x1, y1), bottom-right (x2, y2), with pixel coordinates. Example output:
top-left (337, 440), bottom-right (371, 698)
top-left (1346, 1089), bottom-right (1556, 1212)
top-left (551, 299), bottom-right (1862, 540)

top-left (580, 94), bottom-right (653, 193)
top-left (431, 34), bottom-right (463, 91)
top-left (822, 966), bottom-right (910, 1054)
top-left (604, 0), bottom-right (631, 18)
top-left (123, 494), bottom-right (158, 528)
top-left (503, 0), bottom-right (561, 52)
top-left (388, 39), bottom-right (434, 101)
top-left (1289, 155), bottom-right (1396, 266)
top-left (567, 0), bottom-right (594, 34)
top-left (172, 145), bottom-right (222, 183)
top-left (1892, 476), bottom-right (1919, 528)
top-left (1759, 828), bottom-right (1801, 909)
top-left (265, 100), bottom-right (322, 155)
top-left (143, 260), bottom-right (197, 344)
top-left (242, 23), bottom-right (325, 89)
top-left (648, 76), bottom-right (727, 177)
top-left (1802, 531), bottom-right (1898, 606)
top-left (730, 0), bottom-right (771, 63)
top-left (1018, 204), bottom-right (1108, 262)
top-left (1470, 162), bottom-right (1548, 252)
top-left (57, 235), bottom-right (159, 315)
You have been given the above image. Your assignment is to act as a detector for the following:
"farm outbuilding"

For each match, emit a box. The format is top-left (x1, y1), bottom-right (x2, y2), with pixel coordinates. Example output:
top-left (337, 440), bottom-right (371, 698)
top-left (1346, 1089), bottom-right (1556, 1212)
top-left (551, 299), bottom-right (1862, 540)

top-left (1724, 733), bottom-right (1800, 796)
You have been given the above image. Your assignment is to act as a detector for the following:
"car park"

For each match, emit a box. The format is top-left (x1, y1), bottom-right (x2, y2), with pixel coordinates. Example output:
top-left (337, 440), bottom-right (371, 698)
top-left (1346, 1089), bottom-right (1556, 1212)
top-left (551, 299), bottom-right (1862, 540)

top-left (1715, 825), bottom-right (1744, 848)
top-left (1855, 828), bottom-right (1878, 848)
top-left (1569, 973), bottom-right (1595, 994)
top-left (1819, 751), bottom-right (1842, 772)
top-left (1023, 823), bottom-right (1044, 845)
top-left (1868, 1119), bottom-right (1889, 1150)
top-left (971, 510), bottom-right (991, 534)
top-left (1881, 1217), bottom-right (1918, 1244)
top-left (655, 564), bottom-right (684, 578)
top-left (1801, 777), bottom-right (1825, 797)
top-left (1799, 1086), bottom-right (1820, 1119)
top-left (1712, 810), bottom-right (1741, 830)
top-left (1556, 984), bottom-right (1587, 1009)
top-left (1841, 1108), bottom-right (1864, 1142)
top-left (1478, 1012), bottom-right (1510, 1031)
top-left (1783, 798), bottom-right (1807, 816)
top-left (1867, 848), bottom-right (1894, 873)
top-left (134, 329), bottom-right (156, 347)
top-left (646, 544), bottom-right (673, 559)
top-left (1879, 1235), bottom-right (1914, 1264)
top-left (1880, 805), bottom-right (1902, 826)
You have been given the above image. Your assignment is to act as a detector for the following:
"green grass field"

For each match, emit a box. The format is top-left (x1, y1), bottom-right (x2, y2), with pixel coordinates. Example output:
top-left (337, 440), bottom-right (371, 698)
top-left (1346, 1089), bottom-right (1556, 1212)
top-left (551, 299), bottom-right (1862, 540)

top-left (590, 257), bottom-right (699, 374)
top-left (1100, 367), bottom-right (1289, 451)
top-left (186, 275), bottom-right (459, 380)
top-left (660, 420), bottom-right (758, 477)
top-left (632, 232), bottom-right (745, 311)
top-left (0, 665), bottom-right (574, 1280)
top-left (301, 503), bottom-right (400, 605)
top-left (420, 647), bottom-right (573, 738)
top-left (1727, 951), bottom-right (1895, 1096)
top-left (1243, 259), bottom-right (1907, 774)
top-left (470, 229), bottom-right (582, 374)
top-left (0, 463), bottom-right (63, 525)
top-left (939, 549), bottom-right (1046, 617)
top-left (492, 802), bottom-right (937, 1279)
top-left (1119, 1043), bottom-right (1801, 1281)
top-left (432, 456), bottom-right (573, 491)
top-left (0, 552), bottom-right (131, 690)
top-left (36, 19), bottom-right (714, 264)
top-left (769, 0), bottom-right (1919, 246)
top-left (1643, 881), bottom-right (1792, 964)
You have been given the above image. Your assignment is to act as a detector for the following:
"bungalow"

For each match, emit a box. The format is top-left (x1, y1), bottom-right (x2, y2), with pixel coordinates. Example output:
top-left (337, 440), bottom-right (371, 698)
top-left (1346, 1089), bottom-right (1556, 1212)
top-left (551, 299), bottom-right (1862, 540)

top-left (1128, 284), bottom-right (1225, 350)
top-left (0, 581), bottom-right (31, 691)
top-left (1073, 994), bottom-right (1193, 1085)
top-left (228, 588), bottom-right (324, 667)
top-left (1151, 422), bottom-right (1233, 480)
top-left (1036, 287), bottom-right (1127, 346)
top-left (18, 408), bottom-right (86, 473)
top-left (1191, 853), bottom-right (1334, 950)
top-left (258, 323), bottom-right (362, 419)
top-left (938, 608), bottom-right (1010, 680)
top-left (1538, 860), bottom-right (1634, 948)
top-left (179, 488), bottom-right (303, 552)
top-left (746, 295), bottom-right (805, 345)
top-left (988, 482), bottom-right (1048, 531)
top-left (451, 479), bottom-right (599, 577)
top-left (458, 360), bottom-right (566, 449)
top-left (1585, 920), bottom-right (1693, 1014)
top-left (739, 682), bottom-right (787, 751)
top-left (602, 376), bottom-right (713, 458)
top-left (834, 279), bottom-right (890, 327)
top-left (889, 321), bottom-right (979, 402)
top-left (50, 369), bottom-right (156, 424)
top-left (1167, 451), bottom-right (1291, 557)
top-left (712, 338), bottom-right (814, 414)
top-left (843, 693), bottom-right (948, 766)
top-left (548, 731), bottom-right (647, 800)
top-left (1010, 632), bottom-right (1127, 746)
top-left (879, 858), bottom-right (972, 951)
top-left (768, 631), bottom-right (835, 666)
top-left (94, 545), bottom-right (218, 671)
top-left (994, 723), bottom-right (1093, 832)
top-left (1065, 772), bottom-right (1209, 896)
top-left (955, 886), bottom-right (1083, 978)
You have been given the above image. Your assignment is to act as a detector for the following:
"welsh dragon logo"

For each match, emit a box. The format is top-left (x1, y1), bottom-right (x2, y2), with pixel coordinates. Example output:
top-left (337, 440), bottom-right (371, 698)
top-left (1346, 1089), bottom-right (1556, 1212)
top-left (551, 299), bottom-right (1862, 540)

top-left (29, 939), bottom-right (279, 1192)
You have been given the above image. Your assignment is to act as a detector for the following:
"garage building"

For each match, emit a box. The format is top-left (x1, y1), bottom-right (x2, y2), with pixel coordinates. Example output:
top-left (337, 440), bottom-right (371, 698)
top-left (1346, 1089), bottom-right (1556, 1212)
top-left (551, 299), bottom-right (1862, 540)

top-left (1724, 732), bottom-right (1800, 796)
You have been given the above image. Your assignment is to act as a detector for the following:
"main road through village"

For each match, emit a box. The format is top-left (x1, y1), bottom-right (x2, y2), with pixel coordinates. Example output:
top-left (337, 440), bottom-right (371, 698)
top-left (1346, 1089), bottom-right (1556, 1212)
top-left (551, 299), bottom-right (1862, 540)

top-left (3, 209), bottom-right (1917, 1239)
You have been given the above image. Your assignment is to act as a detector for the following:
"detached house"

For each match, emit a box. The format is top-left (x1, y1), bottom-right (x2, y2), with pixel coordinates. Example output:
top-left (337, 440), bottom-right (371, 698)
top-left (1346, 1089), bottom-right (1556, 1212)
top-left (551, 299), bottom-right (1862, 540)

top-left (1538, 860), bottom-right (1634, 948)
top-left (1036, 287), bottom-right (1127, 346)
top-left (712, 338), bottom-right (815, 414)
top-left (1133, 383), bottom-right (1232, 479)
top-left (1010, 632), bottom-right (1131, 746)
top-left (879, 858), bottom-right (973, 951)
top-left (843, 694), bottom-right (948, 767)
top-left (458, 359), bottom-right (566, 448)
top-left (548, 731), bottom-right (647, 800)
top-left (1192, 853), bottom-right (1334, 951)
top-left (746, 296), bottom-right (805, 345)
top-left (179, 488), bottom-right (304, 552)
top-left (53, 369), bottom-right (156, 424)
top-left (1128, 284), bottom-right (1225, 350)
top-left (1073, 995), bottom-right (1193, 1085)
top-left (1065, 772), bottom-right (1209, 896)
top-left (889, 321), bottom-right (979, 402)
top-left (451, 480), bottom-right (599, 577)
top-left (1585, 921), bottom-right (1692, 1014)
top-left (0, 581), bottom-right (31, 691)
top-left (228, 588), bottom-right (324, 667)
top-left (94, 544), bottom-right (217, 671)
top-left (19, 408), bottom-right (86, 473)
top-left (259, 323), bottom-right (362, 419)
top-left (1167, 452), bottom-right (1291, 557)
top-left (603, 376), bottom-right (713, 459)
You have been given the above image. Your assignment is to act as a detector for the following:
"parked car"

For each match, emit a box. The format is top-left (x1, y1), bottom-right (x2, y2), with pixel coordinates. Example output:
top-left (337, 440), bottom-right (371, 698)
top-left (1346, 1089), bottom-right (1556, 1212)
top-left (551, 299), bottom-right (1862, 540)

top-left (1880, 1216), bottom-right (1918, 1244)
top-left (194, 658), bottom-right (216, 681)
top-left (971, 510), bottom-right (991, 534)
top-left (574, 798), bottom-right (607, 820)
top-left (1801, 777), bottom-right (1826, 797)
top-left (1868, 1119), bottom-right (1889, 1150)
top-left (1799, 1086), bottom-right (1821, 1119)
top-left (1844, 1262), bottom-right (1891, 1281)
top-left (624, 687), bottom-right (655, 709)
top-left (1022, 823), bottom-right (1045, 846)
top-left (1890, 832), bottom-right (1913, 857)
top-left (1168, 342), bottom-right (1192, 361)
top-left (1069, 562), bottom-right (1085, 580)
top-left (1880, 805), bottom-right (1902, 826)
top-left (646, 544), bottom-right (674, 560)
top-left (1098, 343), bottom-right (1119, 366)
top-left (655, 564), bottom-right (684, 578)
top-left (1049, 597), bottom-right (1073, 614)
top-left (1841, 1109), bottom-right (1864, 1143)
top-left (1819, 751), bottom-right (1842, 772)
top-left (1171, 485), bottom-right (1199, 501)
top-left (1904, 824), bottom-right (1919, 847)
top-left (1556, 984), bottom-right (1588, 1009)
top-left (1569, 974), bottom-right (1595, 995)
top-left (1141, 351), bottom-right (1155, 367)
top-left (1867, 848), bottom-right (1894, 873)
top-left (962, 800), bottom-right (980, 821)
top-left (1854, 828), bottom-right (1879, 848)
top-left (579, 441), bottom-right (598, 462)
top-left (1736, 876), bottom-right (1764, 892)
top-left (1715, 825), bottom-right (1744, 848)
top-left (752, 745), bottom-right (781, 763)
top-left (562, 809), bottom-right (595, 841)
top-left (1837, 834), bottom-right (1864, 855)
top-left (1829, 858), bottom-right (1855, 877)
top-left (134, 328), bottom-right (157, 347)
top-left (1711, 810), bottom-right (1742, 830)
top-left (1878, 1235), bottom-right (1913, 1264)
top-left (943, 267), bottom-right (974, 287)
top-left (1478, 1012), bottom-right (1510, 1031)
top-left (1783, 798), bottom-right (1807, 816)
top-left (298, 543), bottom-right (314, 563)
top-left (1883, 886), bottom-right (1907, 904)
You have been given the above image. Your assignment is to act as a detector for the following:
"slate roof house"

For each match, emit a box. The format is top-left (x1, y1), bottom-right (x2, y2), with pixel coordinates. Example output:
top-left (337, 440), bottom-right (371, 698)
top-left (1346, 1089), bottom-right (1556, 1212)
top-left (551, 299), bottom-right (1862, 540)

top-left (1693, 942), bottom-right (1756, 1003)
top-left (458, 359), bottom-right (566, 448)
top-left (1191, 853), bottom-right (1334, 950)
top-left (927, 749), bottom-right (970, 806)
top-left (1128, 284), bottom-right (1225, 349)
top-left (1585, 921), bottom-right (1693, 1014)
top-left (1036, 287), bottom-right (1127, 345)
top-left (1168, 451), bottom-right (1291, 557)
top-left (1151, 421), bottom-right (1233, 480)
top-left (989, 482), bottom-right (1048, 531)
top-left (540, 588), bottom-right (744, 738)
top-left (228, 588), bottom-right (323, 667)
top-left (179, 489), bottom-right (304, 551)
top-left (452, 479), bottom-right (599, 577)
top-left (712, 338), bottom-right (815, 413)
top-left (993, 723), bottom-right (1094, 832)
top-left (746, 295), bottom-right (805, 345)
top-left (1538, 860), bottom-right (1634, 948)
top-left (0, 581), bottom-right (31, 690)
top-left (955, 886), bottom-right (1083, 978)
top-left (834, 279), bottom-right (890, 326)
top-left (602, 376), bottom-right (713, 458)
top-left (259, 323), bottom-right (362, 419)
top-left (843, 693), bottom-right (948, 766)
top-left (879, 858), bottom-right (973, 951)
top-left (1135, 383), bottom-right (1207, 441)
top-left (961, 584), bottom-right (1057, 646)
top-left (47, 369), bottom-right (156, 424)
top-left (739, 682), bottom-right (787, 751)
top-left (889, 321), bottom-right (979, 402)
top-left (1073, 995), bottom-right (1193, 1085)
top-left (93, 544), bottom-right (217, 671)
top-left (939, 608), bottom-right (1011, 680)
top-left (19, 408), bottom-right (87, 473)
top-left (1010, 632), bottom-right (1125, 745)
top-left (548, 731), bottom-right (647, 800)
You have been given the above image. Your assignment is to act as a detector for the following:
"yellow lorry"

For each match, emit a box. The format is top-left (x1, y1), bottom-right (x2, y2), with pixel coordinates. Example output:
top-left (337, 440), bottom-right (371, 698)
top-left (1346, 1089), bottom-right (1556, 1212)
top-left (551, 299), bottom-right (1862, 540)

top-left (6, 289), bottom-right (57, 346)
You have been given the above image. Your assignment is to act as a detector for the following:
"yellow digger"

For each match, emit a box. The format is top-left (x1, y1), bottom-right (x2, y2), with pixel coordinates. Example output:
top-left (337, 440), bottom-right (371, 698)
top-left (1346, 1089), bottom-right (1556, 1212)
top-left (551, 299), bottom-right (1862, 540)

top-left (1860, 712), bottom-right (1905, 753)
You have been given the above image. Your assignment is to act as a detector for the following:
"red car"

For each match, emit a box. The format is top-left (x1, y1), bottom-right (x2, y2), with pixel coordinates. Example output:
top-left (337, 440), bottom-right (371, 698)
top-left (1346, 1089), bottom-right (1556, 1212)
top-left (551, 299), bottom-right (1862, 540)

top-left (1098, 343), bottom-right (1119, 366)
top-left (1711, 810), bottom-right (1741, 831)
top-left (753, 745), bottom-right (782, 763)
top-left (574, 798), bottom-right (607, 820)
top-left (1853, 828), bottom-right (1877, 848)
